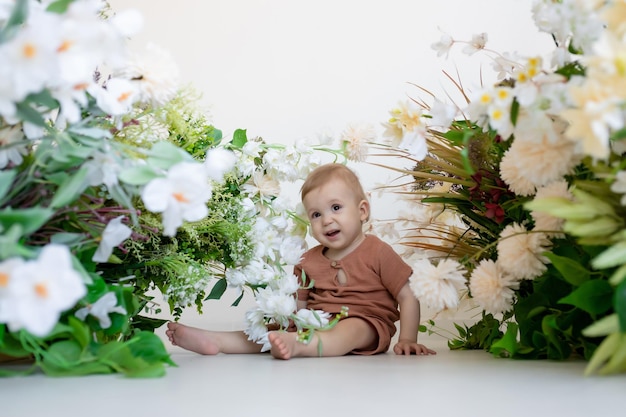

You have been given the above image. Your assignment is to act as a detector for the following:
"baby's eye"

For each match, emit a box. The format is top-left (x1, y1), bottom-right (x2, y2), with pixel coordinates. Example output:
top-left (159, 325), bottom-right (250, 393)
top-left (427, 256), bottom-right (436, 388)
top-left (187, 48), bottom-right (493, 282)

top-left (332, 204), bottom-right (341, 211)
top-left (311, 212), bottom-right (321, 219)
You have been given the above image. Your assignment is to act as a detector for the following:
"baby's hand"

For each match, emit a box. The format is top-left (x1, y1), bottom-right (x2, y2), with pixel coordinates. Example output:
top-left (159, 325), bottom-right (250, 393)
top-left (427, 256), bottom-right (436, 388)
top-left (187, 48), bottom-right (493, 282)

top-left (393, 339), bottom-right (437, 356)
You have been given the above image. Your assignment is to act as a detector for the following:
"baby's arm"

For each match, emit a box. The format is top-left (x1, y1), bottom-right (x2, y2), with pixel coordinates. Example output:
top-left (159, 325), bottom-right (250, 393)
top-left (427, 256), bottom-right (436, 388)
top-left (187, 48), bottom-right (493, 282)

top-left (393, 283), bottom-right (436, 356)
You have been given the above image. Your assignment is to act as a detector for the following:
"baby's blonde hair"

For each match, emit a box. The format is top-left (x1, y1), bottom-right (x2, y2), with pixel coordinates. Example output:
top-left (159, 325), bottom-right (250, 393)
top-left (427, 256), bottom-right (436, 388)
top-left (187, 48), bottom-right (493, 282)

top-left (301, 164), bottom-right (369, 220)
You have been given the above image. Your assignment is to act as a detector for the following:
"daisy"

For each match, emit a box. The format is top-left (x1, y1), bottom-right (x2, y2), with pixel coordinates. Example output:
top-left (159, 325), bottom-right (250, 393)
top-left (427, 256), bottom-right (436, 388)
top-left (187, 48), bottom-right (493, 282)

top-left (497, 223), bottom-right (551, 280)
top-left (430, 32), bottom-right (454, 58)
top-left (468, 259), bottom-right (518, 316)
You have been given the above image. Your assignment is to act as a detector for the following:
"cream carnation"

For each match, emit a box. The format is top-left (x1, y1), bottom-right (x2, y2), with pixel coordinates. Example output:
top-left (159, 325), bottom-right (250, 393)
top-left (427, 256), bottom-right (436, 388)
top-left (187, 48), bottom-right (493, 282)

top-left (341, 123), bottom-right (374, 162)
top-left (500, 119), bottom-right (580, 194)
top-left (468, 259), bottom-right (518, 315)
top-left (499, 152), bottom-right (537, 196)
top-left (497, 223), bottom-right (551, 280)
top-left (409, 258), bottom-right (467, 312)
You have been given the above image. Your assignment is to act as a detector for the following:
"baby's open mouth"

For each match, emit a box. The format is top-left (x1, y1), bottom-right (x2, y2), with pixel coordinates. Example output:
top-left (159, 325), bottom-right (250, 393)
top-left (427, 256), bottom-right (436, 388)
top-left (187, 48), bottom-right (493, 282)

top-left (326, 230), bottom-right (340, 237)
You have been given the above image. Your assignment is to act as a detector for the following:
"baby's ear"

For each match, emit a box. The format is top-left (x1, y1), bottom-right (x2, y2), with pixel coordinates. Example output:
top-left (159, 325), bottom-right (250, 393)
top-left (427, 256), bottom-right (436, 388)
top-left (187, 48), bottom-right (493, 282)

top-left (359, 199), bottom-right (370, 222)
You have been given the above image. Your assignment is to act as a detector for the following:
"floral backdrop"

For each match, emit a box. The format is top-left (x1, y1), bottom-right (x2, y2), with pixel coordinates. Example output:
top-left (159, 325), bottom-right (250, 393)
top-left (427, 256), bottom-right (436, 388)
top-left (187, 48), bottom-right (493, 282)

top-left (0, 0), bottom-right (355, 377)
top-left (372, 0), bottom-right (626, 376)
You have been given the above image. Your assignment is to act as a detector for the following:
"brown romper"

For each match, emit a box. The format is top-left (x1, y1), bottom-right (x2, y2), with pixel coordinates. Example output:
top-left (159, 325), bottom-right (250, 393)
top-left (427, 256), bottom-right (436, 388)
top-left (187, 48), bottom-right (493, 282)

top-left (295, 235), bottom-right (413, 355)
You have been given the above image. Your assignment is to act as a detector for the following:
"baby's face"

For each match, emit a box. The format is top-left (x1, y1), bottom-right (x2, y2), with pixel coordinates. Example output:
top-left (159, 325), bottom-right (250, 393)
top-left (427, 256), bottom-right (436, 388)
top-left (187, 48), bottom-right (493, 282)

top-left (303, 178), bottom-right (368, 258)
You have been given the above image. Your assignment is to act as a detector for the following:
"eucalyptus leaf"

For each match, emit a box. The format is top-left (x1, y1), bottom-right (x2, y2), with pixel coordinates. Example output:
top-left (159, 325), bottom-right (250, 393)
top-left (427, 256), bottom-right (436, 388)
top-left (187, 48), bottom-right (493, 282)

top-left (146, 141), bottom-right (192, 169)
top-left (118, 165), bottom-right (161, 185)
top-left (0, 207), bottom-right (55, 236)
top-left (50, 166), bottom-right (89, 209)
top-left (0, 169), bottom-right (16, 201)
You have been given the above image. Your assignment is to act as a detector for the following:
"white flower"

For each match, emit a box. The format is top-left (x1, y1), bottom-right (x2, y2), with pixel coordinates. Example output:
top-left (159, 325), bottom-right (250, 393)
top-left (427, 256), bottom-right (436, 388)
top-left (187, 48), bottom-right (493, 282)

top-left (255, 287), bottom-right (296, 326)
top-left (409, 259), bottom-right (467, 312)
top-left (469, 259), bottom-right (518, 316)
top-left (429, 98), bottom-right (457, 130)
top-left (0, 125), bottom-right (27, 169)
top-left (461, 32), bottom-right (488, 55)
top-left (0, 257), bottom-right (25, 324)
top-left (242, 170), bottom-right (281, 201)
top-left (399, 129), bottom-right (428, 160)
top-left (92, 216), bottom-right (132, 263)
top-left (431, 32), bottom-right (454, 58)
top-left (1, 245), bottom-right (86, 337)
top-left (75, 292), bottom-right (126, 329)
top-left (279, 236), bottom-right (306, 265)
top-left (90, 77), bottom-right (139, 116)
top-left (141, 161), bottom-right (213, 236)
top-left (294, 309), bottom-right (331, 328)
top-left (204, 147), bottom-right (237, 182)
top-left (115, 42), bottom-right (180, 107)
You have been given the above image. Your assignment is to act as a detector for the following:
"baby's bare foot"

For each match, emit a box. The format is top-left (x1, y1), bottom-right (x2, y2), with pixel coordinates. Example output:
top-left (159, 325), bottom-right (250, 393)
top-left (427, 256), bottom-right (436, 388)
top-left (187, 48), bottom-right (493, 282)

top-left (268, 331), bottom-right (300, 360)
top-left (166, 322), bottom-right (220, 355)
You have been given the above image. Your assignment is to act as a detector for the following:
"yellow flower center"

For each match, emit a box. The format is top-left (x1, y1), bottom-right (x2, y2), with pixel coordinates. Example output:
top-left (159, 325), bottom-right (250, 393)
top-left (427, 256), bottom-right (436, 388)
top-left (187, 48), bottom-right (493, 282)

top-left (35, 282), bottom-right (48, 299)
top-left (117, 92), bottom-right (132, 103)
top-left (173, 192), bottom-right (189, 203)
top-left (22, 43), bottom-right (36, 59)
top-left (57, 40), bottom-right (74, 53)
top-left (0, 272), bottom-right (9, 287)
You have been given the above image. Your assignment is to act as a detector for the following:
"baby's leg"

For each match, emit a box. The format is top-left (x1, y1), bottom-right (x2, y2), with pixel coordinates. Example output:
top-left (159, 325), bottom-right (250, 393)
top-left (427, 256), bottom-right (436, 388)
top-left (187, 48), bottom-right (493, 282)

top-left (166, 322), bottom-right (262, 355)
top-left (268, 317), bottom-right (376, 360)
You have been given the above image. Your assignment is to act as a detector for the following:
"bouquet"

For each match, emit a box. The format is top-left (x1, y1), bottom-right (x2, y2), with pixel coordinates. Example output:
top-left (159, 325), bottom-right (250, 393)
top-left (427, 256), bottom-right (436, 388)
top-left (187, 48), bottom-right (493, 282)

top-left (0, 0), bottom-right (363, 377)
top-left (373, 0), bottom-right (626, 375)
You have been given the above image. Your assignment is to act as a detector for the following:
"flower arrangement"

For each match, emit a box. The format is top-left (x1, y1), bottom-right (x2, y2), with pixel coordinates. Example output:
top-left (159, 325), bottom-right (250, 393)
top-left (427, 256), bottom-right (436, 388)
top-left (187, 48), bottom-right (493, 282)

top-left (373, 0), bottom-right (626, 375)
top-left (0, 0), bottom-right (362, 377)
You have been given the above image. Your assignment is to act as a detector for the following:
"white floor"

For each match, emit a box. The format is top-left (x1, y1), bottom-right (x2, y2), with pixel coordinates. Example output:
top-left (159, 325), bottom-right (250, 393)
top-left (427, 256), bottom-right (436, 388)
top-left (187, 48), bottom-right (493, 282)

top-left (2, 316), bottom-right (626, 417)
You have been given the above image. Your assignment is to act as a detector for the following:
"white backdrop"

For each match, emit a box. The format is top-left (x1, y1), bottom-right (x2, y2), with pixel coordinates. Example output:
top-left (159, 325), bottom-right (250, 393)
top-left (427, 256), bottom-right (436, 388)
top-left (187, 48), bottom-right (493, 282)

top-left (107, 0), bottom-right (551, 327)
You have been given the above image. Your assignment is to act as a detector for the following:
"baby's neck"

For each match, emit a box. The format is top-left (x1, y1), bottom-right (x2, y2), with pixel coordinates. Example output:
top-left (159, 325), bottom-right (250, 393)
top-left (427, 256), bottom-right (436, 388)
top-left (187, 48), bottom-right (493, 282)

top-left (324, 234), bottom-right (367, 260)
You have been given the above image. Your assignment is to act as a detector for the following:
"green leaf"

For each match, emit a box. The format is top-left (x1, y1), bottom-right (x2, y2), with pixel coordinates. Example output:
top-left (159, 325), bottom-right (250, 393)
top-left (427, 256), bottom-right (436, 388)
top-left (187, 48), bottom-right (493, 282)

top-left (118, 165), bottom-right (161, 186)
top-left (0, 170), bottom-right (16, 201)
top-left (50, 166), bottom-right (89, 209)
top-left (146, 141), bottom-right (191, 169)
top-left (558, 279), bottom-right (613, 315)
top-left (0, 0), bottom-right (28, 42)
top-left (490, 322), bottom-right (519, 357)
top-left (0, 207), bottom-right (54, 236)
top-left (46, 0), bottom-right (76, 14)
top-left (127, 331), bottom-right (175, 367)
top-left (231, 129), bottom-right (248, 149)
top-left (205, 278), bottom-right (227, 300)
top-left (615, 279), bottom-right (626, 333)
top-left (544, 252), bottom-right (590, 286)
top-left (15, 101), bottom-right (47, 127)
